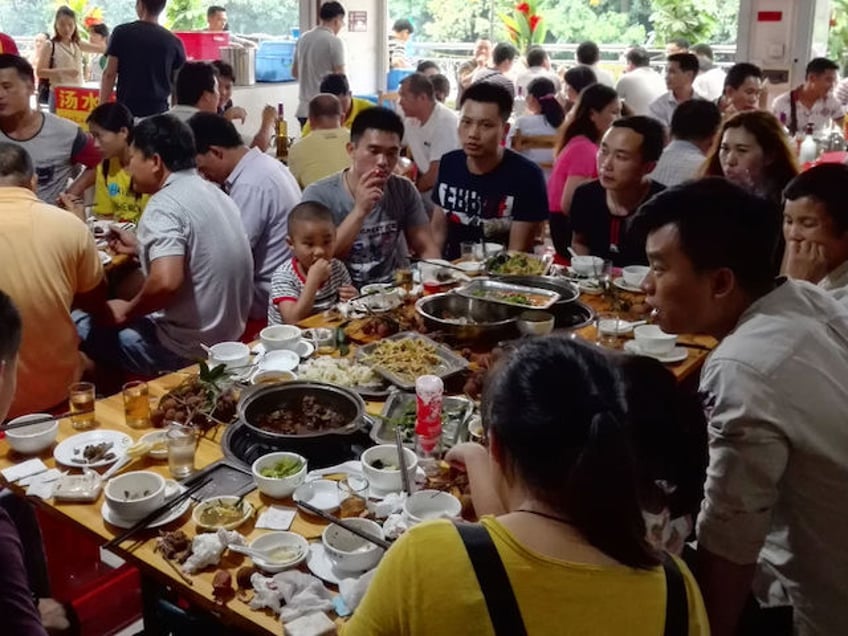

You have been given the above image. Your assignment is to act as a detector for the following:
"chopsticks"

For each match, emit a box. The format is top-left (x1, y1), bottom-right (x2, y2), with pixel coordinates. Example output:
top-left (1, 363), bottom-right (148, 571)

top-left (297, 500), bottom-right (392, 550)
top-left (395, 427), bottom-right (411, 495)
top-left (1, 410), bottom-right (95, 431)
top-left (416, 259), bottom-right (470, 274)
top-left (103, 477), bottom-right (212, 550)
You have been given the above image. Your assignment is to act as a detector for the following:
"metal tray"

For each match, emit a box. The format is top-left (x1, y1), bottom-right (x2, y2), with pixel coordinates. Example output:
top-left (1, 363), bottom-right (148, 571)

top-left (355, 332), bottom-right (469, 390)
top-left (182, 459), bottom-right (256, 500)
top-left (371, 391), bottom-right (475, 449)
top-left (454, 279), bottom-right (561, 310)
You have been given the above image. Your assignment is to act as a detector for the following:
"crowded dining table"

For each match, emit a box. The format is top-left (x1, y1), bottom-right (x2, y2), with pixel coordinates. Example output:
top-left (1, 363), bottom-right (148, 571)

top-left (0, 274), bottom-right (716, 634)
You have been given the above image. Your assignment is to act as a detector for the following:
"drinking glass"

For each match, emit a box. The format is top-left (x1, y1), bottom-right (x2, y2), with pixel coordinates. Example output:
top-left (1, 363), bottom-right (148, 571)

top-left (166, 424), bottom-right (197, 479)
top-left (68, 382), bottom-right (96, 430)
top-left (460, 242), bottom-right (476, 262)
top-left (338, 475), bottom-right (369, 518)
top-left (308, 328), bottom-right (336, 355)
top-left (122, 380), bottom-right (150, 429)
top-left (595, 311), bottom-right (622, 349)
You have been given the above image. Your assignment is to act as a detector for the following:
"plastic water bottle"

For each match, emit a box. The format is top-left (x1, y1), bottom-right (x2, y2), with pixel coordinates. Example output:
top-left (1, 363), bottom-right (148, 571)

top-left (415, 375), bottom-right (444, 463)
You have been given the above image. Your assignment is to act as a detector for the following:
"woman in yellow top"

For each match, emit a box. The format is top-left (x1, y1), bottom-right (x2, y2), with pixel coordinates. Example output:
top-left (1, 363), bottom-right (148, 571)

top-left (37, 7), bottom-right (105, 101)
top-left (343, 337), bottom-right (709, 636)
top-left (86, 103), bottom-right (149, 223)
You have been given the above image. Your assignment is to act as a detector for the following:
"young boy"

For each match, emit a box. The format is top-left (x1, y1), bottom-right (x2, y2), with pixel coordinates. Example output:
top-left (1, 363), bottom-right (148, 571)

top-left (268, 201), bottom-right (358, 325)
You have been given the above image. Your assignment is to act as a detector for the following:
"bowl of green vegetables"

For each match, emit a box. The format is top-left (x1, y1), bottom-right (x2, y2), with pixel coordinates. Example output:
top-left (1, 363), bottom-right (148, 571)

top-left (252, 451), bottom-right (308, 499)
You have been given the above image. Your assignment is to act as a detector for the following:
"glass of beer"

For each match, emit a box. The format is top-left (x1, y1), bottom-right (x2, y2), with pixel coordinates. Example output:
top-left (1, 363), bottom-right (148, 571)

top-left (68, 382), bottom-right (96, 430)
top-left (122, 380), bottom-right (150, 429)
top-left (338, 475), bottom-right (369, 518)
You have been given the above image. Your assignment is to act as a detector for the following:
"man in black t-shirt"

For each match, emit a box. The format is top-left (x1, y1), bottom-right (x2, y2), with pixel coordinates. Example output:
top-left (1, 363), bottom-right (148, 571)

top-left (432, 82), bottom-right (547, 259)
top-left (571, 116), bottom-right (665, 267)
top-left (99, 0), bottom-right (186, 118)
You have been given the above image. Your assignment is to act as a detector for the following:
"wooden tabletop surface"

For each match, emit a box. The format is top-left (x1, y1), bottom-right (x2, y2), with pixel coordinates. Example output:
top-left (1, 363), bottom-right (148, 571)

top-left (0, 289), bottom-right (716, 634)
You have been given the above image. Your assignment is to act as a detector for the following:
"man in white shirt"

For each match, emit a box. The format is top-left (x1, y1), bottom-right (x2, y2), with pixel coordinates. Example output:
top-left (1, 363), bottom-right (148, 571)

top-left (167, 61), bottom-right (219, 123)
top-left (398, 72), bottom-right (459, 196)
top-left (471, 42), bottom-right (517, 98)
top-left (188, 112), bottom-right (300, 321)
top-left (637, 178), bottom-right (848, 636)
top-left (648, 52), bottom-right (702, 128)
top-left (287, 94), bottom-right (351, 188)
top-left (516, 46), bottom-right (560, 97)
top-left (772, 57), bottom-right (845, 135)
top-left (292, 1), bottom-right (346, 127)
top-left (615, 46), bottom-right (667, 116)
top-left (576, 40), bottom-right (614, 87)
top-left (692, 43), bottom-right (725, 101)
top-left (651, 99), bottom-right (720, 187)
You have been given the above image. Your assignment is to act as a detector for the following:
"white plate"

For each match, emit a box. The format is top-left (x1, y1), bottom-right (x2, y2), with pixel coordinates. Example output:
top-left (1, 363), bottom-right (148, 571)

top-left (306, 543), bottom-right (374, 585)
top-left (623, 340), bottom-right (689, 364)
top-left (54, 430), bottom-right (133, 468)
top-left (293, 479), bottom-right (342, 513)
top-left (613, 278), bottom-right (645, 294)
top-left (252, 340), bottom-right (315, 360)
top-left (256, 349), bottom-right (300, 373)
top-left (139, 430), bottom-right (168, 460)
top-left (101, 485), bottom-right (191, 529)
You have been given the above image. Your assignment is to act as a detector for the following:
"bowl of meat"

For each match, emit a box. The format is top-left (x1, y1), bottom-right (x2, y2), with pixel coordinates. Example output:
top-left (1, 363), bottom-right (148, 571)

top-left (238, 382), bottom-right (366, 440)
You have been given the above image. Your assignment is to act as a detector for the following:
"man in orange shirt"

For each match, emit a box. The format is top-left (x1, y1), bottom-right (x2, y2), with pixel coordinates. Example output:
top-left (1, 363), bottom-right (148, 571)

top-left (0, 142), bottom-right (108, 418)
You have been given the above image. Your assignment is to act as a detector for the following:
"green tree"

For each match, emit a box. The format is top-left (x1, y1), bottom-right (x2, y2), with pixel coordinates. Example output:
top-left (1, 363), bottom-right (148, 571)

top-left (224, 0), bottom-right (299, 36)
top-left (164, 0), bottom-right (205, 31)
top-left (649, 0), bottom-right (718, 44)
top-left (829, 0), bottom-right (848, 67)
top-left (544, 1), bottom-right (646, 45)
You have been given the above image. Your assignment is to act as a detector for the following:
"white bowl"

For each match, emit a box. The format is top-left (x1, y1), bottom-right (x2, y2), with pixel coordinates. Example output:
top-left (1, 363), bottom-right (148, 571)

top-left (251, 370), bottom-right (297, 386)
top-left (258, 349), bottom-right (300, 372)
top-left (633, 325), bottom-right (677, 355)
top-left (293, 480), bottom-right (342, 513)
top-left (622, 265), bottom-right (650, 288)
top-left (361, 445), bottom-right (418, 492)
top-left (104, 471), bottom-right (167, 521)
top-left (192, 495), bottom-right (254, 530)
top-left (260, 325), bottom-right (302, 352)
top-left (571, 255), bottom-right (605, 276)
top-left (403, 489), bottom-right (462, 525)
top-left (5, 414), bottom-right (58, 454)
top-left (517, 311), bottom-right (555, 337)
top-left (321, 518), bottom-right (385, 572)
top-left (252, 452), bottom-right (308, 499)
top-left (456, 261), bottom-right (484, 276)
top-left (248, 531), bottom-right (309, 573)
top-left (208, 341), bottom-right (250, 369)
top-left (473, 242), bottom-right (504, 260)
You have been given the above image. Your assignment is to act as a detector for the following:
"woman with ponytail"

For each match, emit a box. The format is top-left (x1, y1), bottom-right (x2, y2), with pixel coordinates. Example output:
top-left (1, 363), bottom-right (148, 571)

top-left (343, 337), bottom-right (708, 636)
top-left (507, 77), bottom-right (565, 176)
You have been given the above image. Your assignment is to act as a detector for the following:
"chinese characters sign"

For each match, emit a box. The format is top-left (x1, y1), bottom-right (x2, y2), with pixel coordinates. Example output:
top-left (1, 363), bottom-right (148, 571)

top-left (54, 86), bottom-right (114, 130)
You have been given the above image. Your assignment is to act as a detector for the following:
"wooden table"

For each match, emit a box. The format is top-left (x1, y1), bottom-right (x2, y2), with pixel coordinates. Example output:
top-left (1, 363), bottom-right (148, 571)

top-left (0, 289), bottom-right (716, 634)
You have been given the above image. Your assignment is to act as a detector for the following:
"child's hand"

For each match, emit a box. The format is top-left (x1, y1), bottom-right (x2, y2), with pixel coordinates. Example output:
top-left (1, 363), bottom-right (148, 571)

top-left (338, 284), bottom-right (358, 302)
top-left (307, 258), bottom-right (332, 287)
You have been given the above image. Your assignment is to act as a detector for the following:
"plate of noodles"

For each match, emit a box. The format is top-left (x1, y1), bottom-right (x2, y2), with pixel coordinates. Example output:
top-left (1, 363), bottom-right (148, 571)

top-left (355, 332), bottom-right (468, 390)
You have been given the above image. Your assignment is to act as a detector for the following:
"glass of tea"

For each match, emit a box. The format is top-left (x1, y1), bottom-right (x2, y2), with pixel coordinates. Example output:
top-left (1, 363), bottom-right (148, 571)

top-left (338, 475), bottom-right (369, 518)
top-left (68, 382), bottom-right (96, 430)
top-left (122, 380), bottom-right (150, 429)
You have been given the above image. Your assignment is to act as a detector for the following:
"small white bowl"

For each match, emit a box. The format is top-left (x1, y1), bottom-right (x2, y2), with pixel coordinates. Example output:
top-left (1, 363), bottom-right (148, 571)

top-left (517, 311), bottom-right (555, 337)
top-left (208, 341), bottom-right (250, 370)
top-left (403, 489), bottom-right (462, 525)
top-left (104, 471), bottom-right (167, 521)
top-left (571, 255), bottom-right (605, 276)
top-left (622, 265), bottom-right (650, 288)
top-left (293, 480), bottom-right (342, 513)
top-left (633, 325), bottom-right (677, 355)
top-left (361, 445), bottom-right (418, 492)
top-left (252, 451), bottom-right (307, 499)
top-left (139, 430), bottom-right (168, 460)
top-left (251, 370), bottom-right (297, 386)
top-left (192, 495), bottom-right (254, 530)
top-left (322, 518), bottom-right (385, 572)
top-left (260, 325), bottom-right (302, 352)
top-left (4, 414), bottom-right (58, 454)
top-left (258, 350), bottom-right (300, 373)
top-left (248, 531), bottom-right (309, 573)
top-left (456, 261), bottom-right (484, 276)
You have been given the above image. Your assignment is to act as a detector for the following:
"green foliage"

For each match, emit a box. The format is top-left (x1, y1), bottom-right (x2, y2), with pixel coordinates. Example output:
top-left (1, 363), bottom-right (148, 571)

top-left (649, 0), bottom-right (718, 44)
top-left (829, 0), bottom-right (848, 66)
top-left (164, 0), bottom-right (205, 31)
top-left (544, 1), bottom-right (646, 45)
top-left (220, 0), bottom-right (299, 36)
top-left (499, 0), bottom-right (548, 53)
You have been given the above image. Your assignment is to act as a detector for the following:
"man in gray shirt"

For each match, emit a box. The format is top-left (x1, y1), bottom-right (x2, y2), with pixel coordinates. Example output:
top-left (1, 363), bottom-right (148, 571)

top-left (292, 1), bottom-right (346, 127)
top-left (636, 178), bottom-right (848, 636)
top-left (189, 112), bottom-right (301, 321)
top-left (302, 107), bottom-right (440, 287)
top-left (76, 115), bottom-right (253, 375)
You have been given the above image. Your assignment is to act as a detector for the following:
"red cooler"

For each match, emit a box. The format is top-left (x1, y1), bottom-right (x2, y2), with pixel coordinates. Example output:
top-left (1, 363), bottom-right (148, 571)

top-left (174, 31), bottom-right (230, 61)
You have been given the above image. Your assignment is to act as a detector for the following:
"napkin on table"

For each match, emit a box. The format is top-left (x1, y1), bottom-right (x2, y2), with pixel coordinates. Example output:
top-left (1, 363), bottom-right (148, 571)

top-left (1, 458), bottom-right (48, 483)
top-left (255, 505), bottom-right (297, 530)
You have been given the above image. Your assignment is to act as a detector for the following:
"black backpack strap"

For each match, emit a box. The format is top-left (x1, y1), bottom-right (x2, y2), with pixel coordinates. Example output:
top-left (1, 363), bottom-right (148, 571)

top-left (661, 552), bottom-right (689, 636)
top-left (789, 88), bottom-right (799, 136)
top-left (454, 522), bottom-right (528, 636)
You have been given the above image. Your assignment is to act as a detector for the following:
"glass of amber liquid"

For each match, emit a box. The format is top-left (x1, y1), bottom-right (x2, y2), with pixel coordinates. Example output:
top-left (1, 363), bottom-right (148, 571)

top-left (338, 475), bottom-right (369, 518)
top-left (68, 382), bottom-right (96, 430)
top-left (122, 380), bottom-right (151, 429)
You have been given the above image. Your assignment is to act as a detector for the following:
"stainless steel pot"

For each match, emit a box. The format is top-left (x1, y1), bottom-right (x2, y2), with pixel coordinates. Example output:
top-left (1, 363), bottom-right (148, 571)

top-left (220, 46), bottom-right (255, 85)
top-left (238, 381), bottom-right (366, 439)
top-left (415, 292), bottom-right (521, 342)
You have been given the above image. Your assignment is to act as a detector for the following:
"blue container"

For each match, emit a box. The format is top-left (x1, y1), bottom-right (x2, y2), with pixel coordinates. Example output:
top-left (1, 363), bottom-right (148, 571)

top-left (386, 69), bottom-right (414, 91)
top-left (256, 41), bottom-right (296, 82)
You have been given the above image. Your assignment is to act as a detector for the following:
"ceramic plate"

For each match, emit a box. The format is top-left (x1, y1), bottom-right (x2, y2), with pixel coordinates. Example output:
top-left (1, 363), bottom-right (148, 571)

top-left (623, 340), bottom-right (689, 364)
top-left (255, 349), bottom-right (299, 373)
top-left (306, 543), bottom-right (374, 585)
top-left (293, 479), bottom-right (342, 513)
top-left (192, 496), bottom-right (255, 531)
top-left (613, 278), bottom-right (645, 294)
top-left (252, 340), bottom-right (315, 359)
top-left (54, 430), bottom-right (133, 468)
top-left (139, 430), bottom-right (168, 460)
top-left (101, 485), bottom-right (191, 529)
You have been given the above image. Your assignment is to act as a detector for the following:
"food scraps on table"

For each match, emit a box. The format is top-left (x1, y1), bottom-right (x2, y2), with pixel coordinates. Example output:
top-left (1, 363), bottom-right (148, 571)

top-left (196, 498), bottom-right (249, 528)
top-left (212, 569), bottom-right (234, 602)
top-left (150, 367), bottom-right (239, 431)
top-left (236, 565), bottom-right (259, 590)
top-left (343, 299), bottom-right (422, 343)
top-left (71, 442), bottom-right (115, 464)
top-left (254, 395), bottom-right (347, 435)
top-left (362, 338), bottom-right (441, 382)
top-left (156, 530), bottom-right (192, 563)
top-left (182, 529), bottom-right (245, 574)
